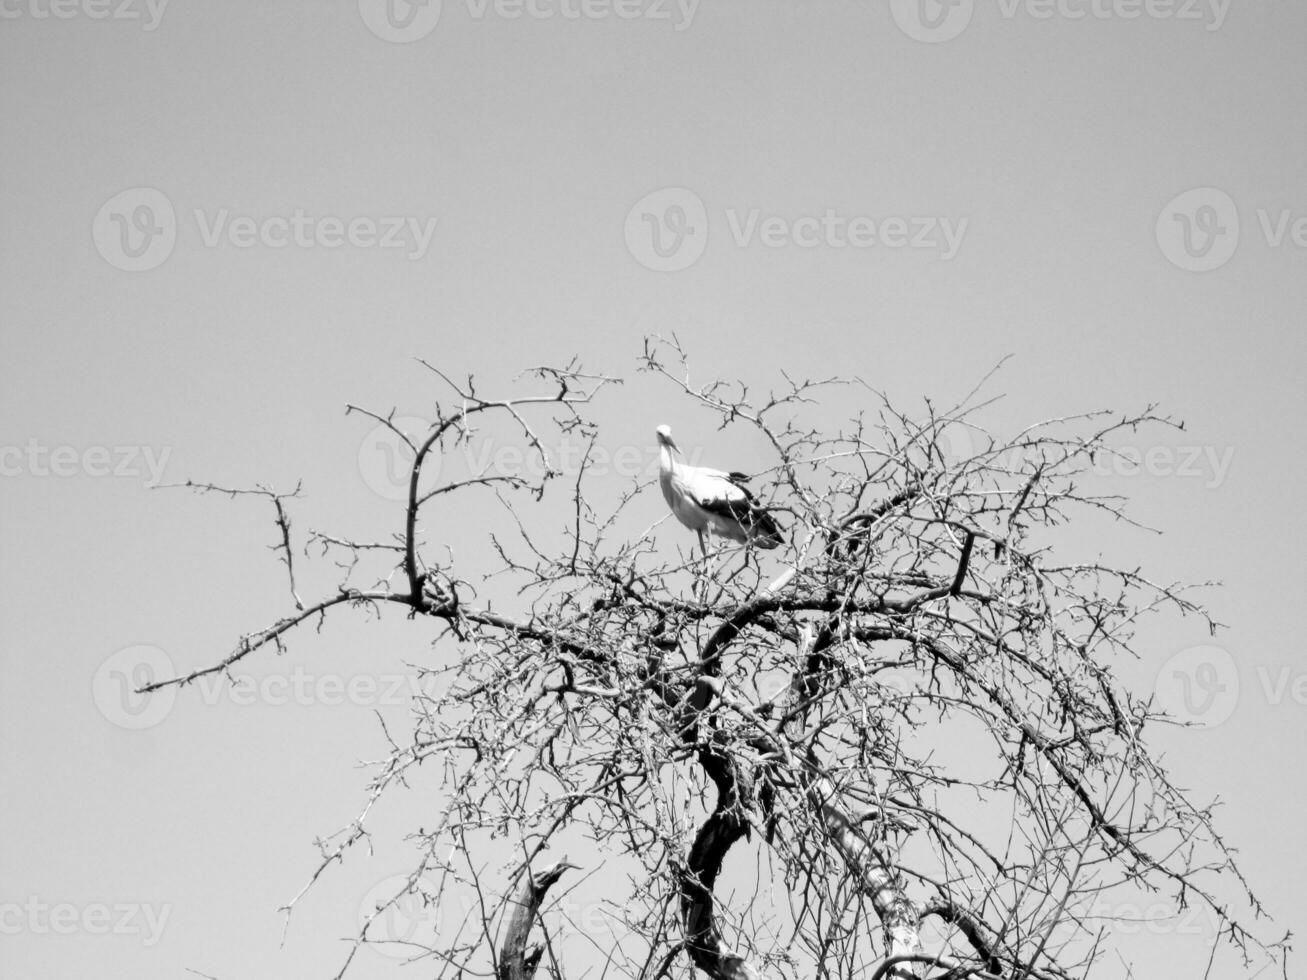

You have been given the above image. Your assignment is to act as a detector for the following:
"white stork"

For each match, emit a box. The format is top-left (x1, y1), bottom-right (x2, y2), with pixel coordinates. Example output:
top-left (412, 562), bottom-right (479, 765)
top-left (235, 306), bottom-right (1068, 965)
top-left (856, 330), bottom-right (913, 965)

top-left (656, 424), bottom-right (784, 556)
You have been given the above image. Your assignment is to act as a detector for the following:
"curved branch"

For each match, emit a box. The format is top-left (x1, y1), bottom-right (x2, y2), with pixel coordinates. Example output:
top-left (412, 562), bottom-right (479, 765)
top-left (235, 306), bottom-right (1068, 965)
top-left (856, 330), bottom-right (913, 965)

top-left (399, 363), bottom-right (618, 599)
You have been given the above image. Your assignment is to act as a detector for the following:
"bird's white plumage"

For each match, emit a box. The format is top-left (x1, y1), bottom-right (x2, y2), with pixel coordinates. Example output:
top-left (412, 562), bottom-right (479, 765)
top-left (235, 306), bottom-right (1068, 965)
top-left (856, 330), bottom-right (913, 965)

top-left (655, 424), bottom-right (783, 554)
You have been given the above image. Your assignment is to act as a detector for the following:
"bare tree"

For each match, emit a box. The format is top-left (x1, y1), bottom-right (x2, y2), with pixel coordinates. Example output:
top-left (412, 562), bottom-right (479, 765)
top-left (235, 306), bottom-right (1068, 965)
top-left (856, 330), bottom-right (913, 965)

top-left (144, 339), bottom-right (1285, 980)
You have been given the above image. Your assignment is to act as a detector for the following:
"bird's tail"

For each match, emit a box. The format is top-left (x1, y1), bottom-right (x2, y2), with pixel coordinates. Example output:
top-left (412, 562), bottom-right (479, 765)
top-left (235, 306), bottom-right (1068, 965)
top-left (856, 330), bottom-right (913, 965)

top-left (747, 507), bottom-right (785, 549)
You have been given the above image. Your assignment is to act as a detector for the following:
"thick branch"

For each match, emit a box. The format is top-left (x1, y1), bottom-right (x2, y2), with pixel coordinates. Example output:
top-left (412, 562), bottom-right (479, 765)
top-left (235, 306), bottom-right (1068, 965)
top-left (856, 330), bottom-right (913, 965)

top-left (949, 531), bottom-right (976, 596)
top-left (680, 740), bottom-right (766, 980)
top-left (808, 776), bottom-right (923, 978)
top-left (497, 859), bottom-right (576, 980)
top-left (920, 900), bottom-right (1003, 976)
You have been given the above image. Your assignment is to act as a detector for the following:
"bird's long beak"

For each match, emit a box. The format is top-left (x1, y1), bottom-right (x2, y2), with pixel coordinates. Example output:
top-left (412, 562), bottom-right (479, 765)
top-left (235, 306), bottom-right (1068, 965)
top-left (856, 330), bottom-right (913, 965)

top-left (666, 436), bottom-right (680, 454)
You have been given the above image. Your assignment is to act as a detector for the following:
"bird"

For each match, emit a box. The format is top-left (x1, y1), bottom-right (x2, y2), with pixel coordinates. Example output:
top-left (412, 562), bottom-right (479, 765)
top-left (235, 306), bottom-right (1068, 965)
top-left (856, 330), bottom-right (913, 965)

top-left (655, 424), bottom-right (784, 556)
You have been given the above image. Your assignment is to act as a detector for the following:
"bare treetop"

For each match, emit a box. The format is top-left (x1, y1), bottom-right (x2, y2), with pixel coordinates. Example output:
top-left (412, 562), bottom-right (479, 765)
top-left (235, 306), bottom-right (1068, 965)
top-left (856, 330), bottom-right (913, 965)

top-left (144, 338), bottom-right (1285, 980)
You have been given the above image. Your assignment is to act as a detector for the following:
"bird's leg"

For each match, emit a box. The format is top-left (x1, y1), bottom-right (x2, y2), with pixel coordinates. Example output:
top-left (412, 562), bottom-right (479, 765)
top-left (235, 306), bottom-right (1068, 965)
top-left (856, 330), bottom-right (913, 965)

top-left (696, 529), bottom-right (711, 601)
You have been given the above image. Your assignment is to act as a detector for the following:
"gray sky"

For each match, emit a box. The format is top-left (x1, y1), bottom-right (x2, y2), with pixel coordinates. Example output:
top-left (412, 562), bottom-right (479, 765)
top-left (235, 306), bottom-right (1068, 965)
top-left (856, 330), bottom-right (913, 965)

top-left (1, 2), bottom-right (1304, 979)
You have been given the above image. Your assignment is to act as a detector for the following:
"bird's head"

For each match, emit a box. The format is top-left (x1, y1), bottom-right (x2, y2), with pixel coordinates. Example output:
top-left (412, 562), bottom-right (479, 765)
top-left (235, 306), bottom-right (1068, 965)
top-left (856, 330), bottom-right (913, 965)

top-left (655, 424), bottom-right (680, 454)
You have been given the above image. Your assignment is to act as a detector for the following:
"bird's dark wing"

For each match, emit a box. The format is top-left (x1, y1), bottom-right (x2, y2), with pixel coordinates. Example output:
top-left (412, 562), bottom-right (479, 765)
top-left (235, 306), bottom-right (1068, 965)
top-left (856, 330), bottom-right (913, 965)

top-left (697, 492), bottom-right (756, 523)
top-left (743, 502), bottom-right (785, 546)
top-left (698, 479), bottom-right (785, 548)
top-left (727, 475), bottom-right (784, 539)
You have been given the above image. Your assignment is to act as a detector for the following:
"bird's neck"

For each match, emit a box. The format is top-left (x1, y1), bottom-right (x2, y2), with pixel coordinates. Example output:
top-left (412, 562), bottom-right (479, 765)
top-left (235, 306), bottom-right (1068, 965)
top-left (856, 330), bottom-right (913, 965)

top-left (659, 444), bottom-right (676, 475)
